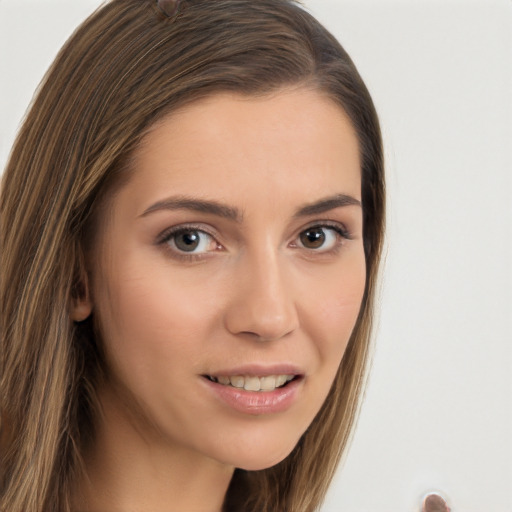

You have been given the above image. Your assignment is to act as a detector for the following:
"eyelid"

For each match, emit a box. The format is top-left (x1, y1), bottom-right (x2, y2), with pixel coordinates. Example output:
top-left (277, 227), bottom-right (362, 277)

top-left (289, 221), bottom-right (352, 255)
top-left (155, 223), bottom-right (224, 263)
top-left (155, 223), bottom-right (218, 246)
top-left (297, 220), bottom-right (352, 240)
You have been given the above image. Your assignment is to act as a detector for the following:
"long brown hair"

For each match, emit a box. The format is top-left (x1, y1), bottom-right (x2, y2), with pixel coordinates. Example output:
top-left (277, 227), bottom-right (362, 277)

top-left (0, 1), bottom-right (385, 511)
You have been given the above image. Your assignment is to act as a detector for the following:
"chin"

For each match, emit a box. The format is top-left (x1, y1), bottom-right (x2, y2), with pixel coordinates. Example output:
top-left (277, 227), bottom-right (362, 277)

top-left (220, 432), bottom-right (302, 472)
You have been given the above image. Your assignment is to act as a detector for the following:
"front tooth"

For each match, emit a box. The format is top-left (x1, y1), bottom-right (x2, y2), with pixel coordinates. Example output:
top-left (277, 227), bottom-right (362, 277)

top-left (244, 376), bottom-right (261, 391)
top-left (217, 376), bottom-right (230, 385)
top-left (275, 375), bottom-right (287, 387)
top-left (230, 376), bottom-right (245, 388)
top-left (260, 375), bottom-right (276, 391)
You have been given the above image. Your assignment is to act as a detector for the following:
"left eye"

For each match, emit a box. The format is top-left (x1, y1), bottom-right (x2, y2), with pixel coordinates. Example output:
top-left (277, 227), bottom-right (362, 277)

top-left (297, 226), bottom-right (341, 251)
top-left (166, 229), bottom-right (218, 253)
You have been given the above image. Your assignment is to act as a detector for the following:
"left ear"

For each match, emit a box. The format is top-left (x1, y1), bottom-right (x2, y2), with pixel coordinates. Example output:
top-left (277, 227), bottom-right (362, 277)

top-left (70, 252), bottom-right (93, 322)
top-left (70, 285), bottom-right (93, 322)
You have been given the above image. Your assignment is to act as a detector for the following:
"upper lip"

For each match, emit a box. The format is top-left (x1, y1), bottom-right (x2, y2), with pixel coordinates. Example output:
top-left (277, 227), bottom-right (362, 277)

top-left (203, 363), bottom-right (304, 377)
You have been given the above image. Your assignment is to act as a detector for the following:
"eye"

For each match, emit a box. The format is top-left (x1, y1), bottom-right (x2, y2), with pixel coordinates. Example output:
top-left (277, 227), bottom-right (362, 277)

top-left (162, 227), bottom-right (219, 254)
top-left (296, 225), bottom-right (347, 251)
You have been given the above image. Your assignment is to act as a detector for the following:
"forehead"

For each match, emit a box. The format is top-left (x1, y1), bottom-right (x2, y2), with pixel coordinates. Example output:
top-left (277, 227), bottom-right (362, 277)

top-left (122, 88), bottom-right (362, 214)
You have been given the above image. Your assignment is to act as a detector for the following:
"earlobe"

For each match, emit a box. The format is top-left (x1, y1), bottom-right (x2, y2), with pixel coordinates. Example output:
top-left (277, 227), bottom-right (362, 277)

top-left (70, 295), bottom-right (93, 322)
top-left (70, 257), bottom-right (93, 322)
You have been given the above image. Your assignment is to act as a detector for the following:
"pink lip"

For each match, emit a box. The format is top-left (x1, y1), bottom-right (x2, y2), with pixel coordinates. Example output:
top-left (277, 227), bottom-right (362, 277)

top-left (202, 376), bottom-right (303, 415)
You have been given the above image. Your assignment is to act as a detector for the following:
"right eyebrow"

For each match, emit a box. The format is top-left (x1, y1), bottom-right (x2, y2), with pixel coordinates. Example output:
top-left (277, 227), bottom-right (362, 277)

top-left (139, 195), bottom-right (243, 222)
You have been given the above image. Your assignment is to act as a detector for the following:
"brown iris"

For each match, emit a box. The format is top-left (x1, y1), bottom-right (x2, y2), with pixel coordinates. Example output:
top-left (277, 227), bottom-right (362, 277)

top-left (299, 228), bottom-right (326, 249)
top-left (174, 230), bottom-right (201, 251)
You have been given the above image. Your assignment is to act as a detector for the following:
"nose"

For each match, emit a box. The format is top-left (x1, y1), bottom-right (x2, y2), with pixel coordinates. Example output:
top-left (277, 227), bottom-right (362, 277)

top-left (223, 249), bottom-right (299, 342)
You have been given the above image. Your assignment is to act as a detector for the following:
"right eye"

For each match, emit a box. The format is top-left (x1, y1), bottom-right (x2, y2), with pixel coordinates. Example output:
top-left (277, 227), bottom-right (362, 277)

top-left (161, 227), bottom-right (219, 255)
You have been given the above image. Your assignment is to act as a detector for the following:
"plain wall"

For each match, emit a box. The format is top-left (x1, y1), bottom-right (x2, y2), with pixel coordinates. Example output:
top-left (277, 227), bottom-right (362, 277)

top-left (1, 1), bottom-right (511, 511)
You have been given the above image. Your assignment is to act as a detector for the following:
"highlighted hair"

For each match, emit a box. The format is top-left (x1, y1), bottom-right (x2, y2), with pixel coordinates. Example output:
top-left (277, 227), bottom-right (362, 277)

top-left (0, 1), bottom-right (385, 510)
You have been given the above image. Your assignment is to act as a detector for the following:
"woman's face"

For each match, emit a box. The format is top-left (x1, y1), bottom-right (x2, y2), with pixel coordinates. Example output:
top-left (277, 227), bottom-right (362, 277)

top-left (87, 88), bottom-right (365, 471)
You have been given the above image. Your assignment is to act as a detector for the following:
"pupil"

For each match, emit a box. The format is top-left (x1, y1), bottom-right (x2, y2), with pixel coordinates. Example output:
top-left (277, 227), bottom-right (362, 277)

top-left (175, 230), bottom-right (200, 251)
top-left (301, 228), bottom-right (325, 249)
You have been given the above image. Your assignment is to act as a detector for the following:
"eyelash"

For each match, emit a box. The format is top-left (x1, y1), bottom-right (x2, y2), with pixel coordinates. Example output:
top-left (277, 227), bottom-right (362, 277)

top-left (293, 222), bottom-right (352, 253)
top-left (156, 224), bottom-right (220, 262)
top-left (156, 222), bottom-right (352, 262)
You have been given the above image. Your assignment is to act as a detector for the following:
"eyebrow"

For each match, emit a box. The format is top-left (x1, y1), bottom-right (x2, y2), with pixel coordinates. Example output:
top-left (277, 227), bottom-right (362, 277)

top-left (140, 196), bottom-right (242, 221)
top-left (140, 193), bottom-right (361, 221)
top-left (293, 194), bottom-right (361, 217)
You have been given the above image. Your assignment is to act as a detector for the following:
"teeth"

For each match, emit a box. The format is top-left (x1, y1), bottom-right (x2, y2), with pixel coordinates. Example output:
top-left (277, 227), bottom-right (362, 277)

top-left (260, 375), bottom-right (276, 391)
top-left (230, 376), bottom-right (245, 388)
top-left (276, 375), bottom-right (288, 387)
top-left (209, 374), bottom-right (296, 392)
top-left (244, 376), bottom-right (261, 391)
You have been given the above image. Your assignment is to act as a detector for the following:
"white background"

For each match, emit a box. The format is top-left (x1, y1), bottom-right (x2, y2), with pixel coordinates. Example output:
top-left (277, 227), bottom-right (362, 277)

top-left (1, 1), bottom-right (511, 511)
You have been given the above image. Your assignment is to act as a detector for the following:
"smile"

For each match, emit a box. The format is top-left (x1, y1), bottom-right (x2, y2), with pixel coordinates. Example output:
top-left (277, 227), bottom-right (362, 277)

top-left (205, 374), bottom-right (296, 392)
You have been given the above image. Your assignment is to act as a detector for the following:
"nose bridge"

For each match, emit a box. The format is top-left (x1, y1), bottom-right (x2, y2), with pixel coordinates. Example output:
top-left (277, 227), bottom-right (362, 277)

top-left (224, 242), bottom-right (299, 341)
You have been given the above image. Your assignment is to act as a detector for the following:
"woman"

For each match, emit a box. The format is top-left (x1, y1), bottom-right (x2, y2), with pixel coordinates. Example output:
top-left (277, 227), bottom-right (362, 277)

top-left (0, 0), bottom-right (385, 511)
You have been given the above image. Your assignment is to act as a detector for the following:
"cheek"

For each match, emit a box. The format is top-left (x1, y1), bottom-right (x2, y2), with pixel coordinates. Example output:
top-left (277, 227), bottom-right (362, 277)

top-left (92, 256), bottom-right (217, 387)
top-left (295, 247), bottom-right (366, 404)
top-left (305, 251), bottom-right (366, 352)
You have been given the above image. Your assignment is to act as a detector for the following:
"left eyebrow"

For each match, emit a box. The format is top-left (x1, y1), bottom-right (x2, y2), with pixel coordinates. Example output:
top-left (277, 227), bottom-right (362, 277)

top-left (293, 194), bottom-right (361, 218)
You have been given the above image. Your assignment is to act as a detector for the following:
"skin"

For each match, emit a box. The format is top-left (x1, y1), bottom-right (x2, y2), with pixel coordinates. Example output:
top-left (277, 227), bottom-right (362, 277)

top-left (72, 88), bottom-right (366, 512)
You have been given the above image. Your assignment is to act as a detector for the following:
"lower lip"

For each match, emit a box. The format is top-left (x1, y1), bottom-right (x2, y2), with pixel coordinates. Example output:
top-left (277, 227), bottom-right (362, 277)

top-left (202, 377), bottom-right (302, 415)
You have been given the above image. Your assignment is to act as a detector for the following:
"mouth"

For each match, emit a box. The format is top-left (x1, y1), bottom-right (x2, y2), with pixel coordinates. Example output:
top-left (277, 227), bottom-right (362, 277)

top-left (203, 374), bottom-right (299, 392)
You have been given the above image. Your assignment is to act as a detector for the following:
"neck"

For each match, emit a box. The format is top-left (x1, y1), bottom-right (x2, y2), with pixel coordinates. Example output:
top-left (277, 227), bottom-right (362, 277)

top-left (72, 386), bottom-right (234, 512)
